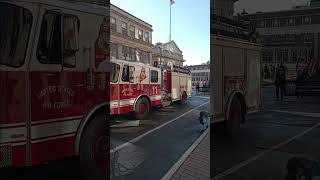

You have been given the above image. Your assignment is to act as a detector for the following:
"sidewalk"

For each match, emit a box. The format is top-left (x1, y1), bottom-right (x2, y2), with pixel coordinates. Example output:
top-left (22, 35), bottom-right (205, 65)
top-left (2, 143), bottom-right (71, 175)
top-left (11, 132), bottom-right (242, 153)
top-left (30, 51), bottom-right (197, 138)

top-left (168, 130), bottom-right (210, 180)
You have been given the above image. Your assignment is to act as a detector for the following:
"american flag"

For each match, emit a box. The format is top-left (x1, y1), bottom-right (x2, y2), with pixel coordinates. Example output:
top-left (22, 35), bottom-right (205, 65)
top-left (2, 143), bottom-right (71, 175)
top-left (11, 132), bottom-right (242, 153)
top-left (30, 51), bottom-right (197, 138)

top-left (170, 0), bottom-right (175, 5)
top-left (306, 58), bottom-right (319, 79)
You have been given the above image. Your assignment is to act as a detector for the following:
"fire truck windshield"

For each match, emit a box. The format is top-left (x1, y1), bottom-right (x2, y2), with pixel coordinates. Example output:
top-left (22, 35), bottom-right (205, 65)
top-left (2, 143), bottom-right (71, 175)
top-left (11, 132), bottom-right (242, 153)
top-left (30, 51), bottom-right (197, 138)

top-left (0, 3), bottom-right (32, 67)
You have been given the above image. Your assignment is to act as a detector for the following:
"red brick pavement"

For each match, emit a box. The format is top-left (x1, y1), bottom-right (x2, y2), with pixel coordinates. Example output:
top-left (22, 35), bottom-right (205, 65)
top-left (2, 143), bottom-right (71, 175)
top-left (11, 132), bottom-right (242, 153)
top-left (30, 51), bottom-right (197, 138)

top-left (170, 131), bottom-right (210, 180)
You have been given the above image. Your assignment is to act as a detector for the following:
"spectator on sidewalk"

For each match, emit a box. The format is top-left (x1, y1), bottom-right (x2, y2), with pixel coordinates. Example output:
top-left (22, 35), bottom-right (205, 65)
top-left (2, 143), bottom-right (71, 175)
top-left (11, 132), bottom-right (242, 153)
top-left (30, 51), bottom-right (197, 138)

top-left (196, 83), bottom-right (199, 93)
top-left (270, 64), bottom-right (275, 80)
top-left (275, 63), bottom-right (286, 101)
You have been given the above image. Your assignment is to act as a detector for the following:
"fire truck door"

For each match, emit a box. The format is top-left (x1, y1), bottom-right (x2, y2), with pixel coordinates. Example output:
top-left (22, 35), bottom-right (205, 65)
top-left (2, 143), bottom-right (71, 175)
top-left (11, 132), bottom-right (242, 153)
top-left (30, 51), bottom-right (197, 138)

top-left (29, 9), bottom-right (83, 165)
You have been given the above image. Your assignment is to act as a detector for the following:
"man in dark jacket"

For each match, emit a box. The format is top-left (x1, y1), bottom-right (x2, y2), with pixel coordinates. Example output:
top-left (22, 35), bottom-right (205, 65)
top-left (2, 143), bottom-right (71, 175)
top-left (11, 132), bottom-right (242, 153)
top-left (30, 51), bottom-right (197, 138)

top-left (275, 63), bottom-right (286, 101)
top-left (196, 82), bottom-right (199, 94)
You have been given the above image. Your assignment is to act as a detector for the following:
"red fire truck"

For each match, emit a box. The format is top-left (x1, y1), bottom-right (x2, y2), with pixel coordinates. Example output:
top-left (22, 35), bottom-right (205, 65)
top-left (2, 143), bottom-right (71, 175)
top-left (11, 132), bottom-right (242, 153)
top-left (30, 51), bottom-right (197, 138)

top-left (0, 0), bottom-right (192, 177)
top-left (211, 13), bottom-right (263, 135)
top-left (0, 0), bottom-right (110, 178)
top-left (110, 59), bottom-right (192, 120)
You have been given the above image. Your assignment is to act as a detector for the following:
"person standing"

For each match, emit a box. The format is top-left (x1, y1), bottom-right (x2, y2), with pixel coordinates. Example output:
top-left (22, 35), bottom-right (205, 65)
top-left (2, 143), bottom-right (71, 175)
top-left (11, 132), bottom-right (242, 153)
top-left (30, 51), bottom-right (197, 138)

top-left (270, 64), bottom-right (275, 80)
top-left (296, 62), bottom-right (304, 99)
top-left (196, 82), bottom-right (199, 94)
top-left (275, 63), bottom-right (286, 101)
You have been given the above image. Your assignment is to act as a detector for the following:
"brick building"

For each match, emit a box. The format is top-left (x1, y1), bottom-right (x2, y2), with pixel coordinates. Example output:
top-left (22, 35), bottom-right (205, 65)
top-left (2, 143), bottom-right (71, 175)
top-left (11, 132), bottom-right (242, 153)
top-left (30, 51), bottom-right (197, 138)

top-left (110, 4), bottom-right (153, 65)
top-left (241, 0), bottom-right (320, 77)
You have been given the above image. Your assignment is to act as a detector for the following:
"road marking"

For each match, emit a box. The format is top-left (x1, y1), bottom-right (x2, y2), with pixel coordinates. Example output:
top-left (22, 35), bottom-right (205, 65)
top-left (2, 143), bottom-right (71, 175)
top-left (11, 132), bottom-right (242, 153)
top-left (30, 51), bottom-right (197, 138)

top-left (110, 101), bottom-right (209, 154)
top-left (213, 114), bottom-right (320, 180)
top-left (161, 128), bottom-right (210, 180)
top-left (193, 96), bottom-right (210, 99)
top-left (267, 109), bottom-right (320, 118)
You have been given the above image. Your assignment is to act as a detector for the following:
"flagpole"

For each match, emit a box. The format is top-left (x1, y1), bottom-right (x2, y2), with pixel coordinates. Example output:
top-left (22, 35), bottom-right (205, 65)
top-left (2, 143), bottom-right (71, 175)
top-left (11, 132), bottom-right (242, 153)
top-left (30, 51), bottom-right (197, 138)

top-left (170, 2), bottom-right (172, 41)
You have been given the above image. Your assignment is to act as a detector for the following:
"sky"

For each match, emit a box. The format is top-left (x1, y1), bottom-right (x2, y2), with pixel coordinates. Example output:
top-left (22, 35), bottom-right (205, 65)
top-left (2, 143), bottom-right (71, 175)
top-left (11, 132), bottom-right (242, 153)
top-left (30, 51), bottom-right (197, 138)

top-left (111, 0), bottom-right (210, 66)
top-left (234, 0), bottom-right (310, 14)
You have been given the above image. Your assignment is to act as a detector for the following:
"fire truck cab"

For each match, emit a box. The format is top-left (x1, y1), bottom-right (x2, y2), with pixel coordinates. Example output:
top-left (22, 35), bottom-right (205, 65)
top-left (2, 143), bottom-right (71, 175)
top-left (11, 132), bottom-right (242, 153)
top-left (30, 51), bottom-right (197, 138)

top-left (0, 0), bottom-right (110, 178)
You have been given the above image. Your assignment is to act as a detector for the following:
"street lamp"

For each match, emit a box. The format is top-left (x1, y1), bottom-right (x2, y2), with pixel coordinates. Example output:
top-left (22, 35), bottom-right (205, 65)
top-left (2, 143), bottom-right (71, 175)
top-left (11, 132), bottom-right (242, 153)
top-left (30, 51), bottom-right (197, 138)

top-left (158, 46), bottom-right (164, 95)
top-left (158, 46), bottom-right (162, 66)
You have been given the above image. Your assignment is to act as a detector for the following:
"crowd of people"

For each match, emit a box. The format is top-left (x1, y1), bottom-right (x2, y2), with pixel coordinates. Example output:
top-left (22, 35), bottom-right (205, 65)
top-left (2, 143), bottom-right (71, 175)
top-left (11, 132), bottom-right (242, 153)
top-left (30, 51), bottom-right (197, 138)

top-left (263, 58), bottom-right (320, 100)
top-left (195, 81), bottom-right (210, 93)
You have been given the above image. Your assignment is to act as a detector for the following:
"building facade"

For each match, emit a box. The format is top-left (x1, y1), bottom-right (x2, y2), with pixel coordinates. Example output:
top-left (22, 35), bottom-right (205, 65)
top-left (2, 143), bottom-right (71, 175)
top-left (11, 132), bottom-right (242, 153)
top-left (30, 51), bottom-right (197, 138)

top-left (212, 0), bottom-right (239, 19)
top-left (186, 64), bottom-right (210, 87)
top-left (242, 1), bottom-right (320, 77)
top-left (152, 41), bottom-right (185, 67)
top-left (110, 4), bottom-right (153, 65)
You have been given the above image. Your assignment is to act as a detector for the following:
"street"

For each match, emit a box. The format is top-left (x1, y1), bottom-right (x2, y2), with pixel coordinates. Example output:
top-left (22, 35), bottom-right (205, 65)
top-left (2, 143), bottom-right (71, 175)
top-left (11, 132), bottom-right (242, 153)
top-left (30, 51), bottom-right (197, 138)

top-left (212, 86), bottom-right (320, 180)
top-left (110, 92), bottom-right (210, 180)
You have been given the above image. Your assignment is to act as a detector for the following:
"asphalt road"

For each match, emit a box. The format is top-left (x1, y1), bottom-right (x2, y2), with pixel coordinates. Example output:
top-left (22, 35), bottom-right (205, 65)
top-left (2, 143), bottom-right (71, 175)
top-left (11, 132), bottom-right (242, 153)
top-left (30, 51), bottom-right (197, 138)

top-left (110, 93), bottom-right (210, 180)
top-left (212, 86), bottom-right (320, 180)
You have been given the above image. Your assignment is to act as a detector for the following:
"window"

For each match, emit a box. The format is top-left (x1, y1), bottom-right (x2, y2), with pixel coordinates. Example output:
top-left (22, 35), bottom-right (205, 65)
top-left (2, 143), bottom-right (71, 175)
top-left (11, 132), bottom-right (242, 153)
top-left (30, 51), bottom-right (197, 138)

top-left (138, 29), bottom-right (143, 40)
top-left (111, 17), bottom-right (116, 32)
top-left (311, 15), bottom-right (320, 24)
top-left (130, 25), bottom-right (135, 37)
top-left (144, 32), bottom-right (149, 43)
top-left (111, 63), bottom-right (120, 83)
top-left (263, 49), bottom-right (273, 63)
top-left (280, 18), bottom-right (288, 27)
top-left (291, 49), bottom-right (297, 62)
top-left (266, 19), bottom-right (272, 27)
top-left (122, 21), bottom-right (127, 35)
top-left (260, 20), bottom-right (265, 27)
top-left (151, 70), bottom-right (158, 83)
top-left (143, 51), bottom-right (150, 64)
top-left (289, 18), bottom-right (294, 25)
top-left (122, 45), bottom-right (128, 60)
top-left (304, 16), bottom-right (310, 24)
top-left (37, 13), bottom-right (62, 64)
top-left (0, 3), bottom-right (32, 67)
top-left (129, 47), bottom-right (136, 61)
top-left (135, 49), bottom-right (142, 62)
top-left (122, 65), bottom-right (135, 83)
top-left (37, 12), bottom-right (79, 66)
top-left (297, 16), bottom-right (303, 25)
top-left (110, 43), bottom-right (118, 59)
top-left (273, 19), bottom-right (278, 27)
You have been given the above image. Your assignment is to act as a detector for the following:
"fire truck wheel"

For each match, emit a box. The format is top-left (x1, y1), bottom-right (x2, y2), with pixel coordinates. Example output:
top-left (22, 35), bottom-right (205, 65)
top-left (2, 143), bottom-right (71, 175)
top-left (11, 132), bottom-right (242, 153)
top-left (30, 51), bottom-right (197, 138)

top-left (179, 92), bottom-right (187, 105)
top-left (134, 97), bottom-right (150, 120)
top-left (79, 112), bottom-right (108, 180)
top-left (226, 96), bottom-right (242, 135)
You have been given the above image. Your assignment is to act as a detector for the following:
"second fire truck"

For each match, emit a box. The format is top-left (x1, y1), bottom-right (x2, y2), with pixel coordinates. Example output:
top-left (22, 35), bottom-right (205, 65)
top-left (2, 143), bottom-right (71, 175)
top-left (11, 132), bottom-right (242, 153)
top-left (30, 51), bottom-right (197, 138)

top-left (110, 59), bottom-right (192, 120)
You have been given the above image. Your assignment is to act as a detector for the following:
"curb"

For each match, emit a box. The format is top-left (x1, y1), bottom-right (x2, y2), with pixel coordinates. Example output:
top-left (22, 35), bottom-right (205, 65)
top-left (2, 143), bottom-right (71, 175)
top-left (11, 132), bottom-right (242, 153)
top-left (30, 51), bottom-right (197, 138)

top-left (160, 128), bottom-right (210, 180)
